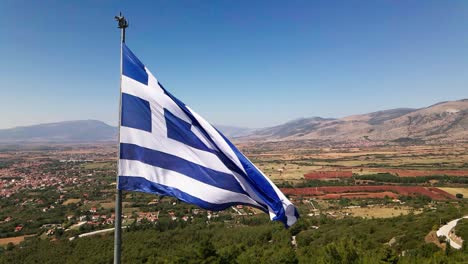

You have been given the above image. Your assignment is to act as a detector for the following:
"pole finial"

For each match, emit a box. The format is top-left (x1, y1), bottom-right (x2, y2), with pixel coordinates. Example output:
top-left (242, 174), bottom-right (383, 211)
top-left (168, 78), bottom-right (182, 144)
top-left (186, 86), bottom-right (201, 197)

top-left (114, 12), bottom-right (129, 29)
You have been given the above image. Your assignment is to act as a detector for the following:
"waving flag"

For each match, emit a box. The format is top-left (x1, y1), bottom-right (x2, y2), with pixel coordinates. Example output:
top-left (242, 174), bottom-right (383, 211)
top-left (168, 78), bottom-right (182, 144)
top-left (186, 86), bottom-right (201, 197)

top-left (118, 44), bottom-right (298, 227)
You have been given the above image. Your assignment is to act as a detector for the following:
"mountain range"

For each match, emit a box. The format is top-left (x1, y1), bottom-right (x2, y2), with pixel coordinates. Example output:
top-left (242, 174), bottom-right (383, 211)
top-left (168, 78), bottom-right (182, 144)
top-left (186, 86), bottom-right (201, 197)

top-left (0, 120), bottom-right (117, 143)
top-left (246, 99), bottom-right (468, 142)
top-left (0, 99), bottom-right (466, 143)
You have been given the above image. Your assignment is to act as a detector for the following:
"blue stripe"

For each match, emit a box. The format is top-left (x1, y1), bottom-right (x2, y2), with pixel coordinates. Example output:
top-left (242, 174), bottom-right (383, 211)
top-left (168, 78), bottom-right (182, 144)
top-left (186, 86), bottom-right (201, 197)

top-left (122, 44), bottom-right (148, 85)
top-left (119, 176), bottom-right (268, 212)
top-left (218, 132), bottom-right (287, 224)
top-left (120, 143), bottom-right (247, 195)
top-left (159, 82), bottom-right (246, 177)
top-left (164, 109), bottom-right (214, 153)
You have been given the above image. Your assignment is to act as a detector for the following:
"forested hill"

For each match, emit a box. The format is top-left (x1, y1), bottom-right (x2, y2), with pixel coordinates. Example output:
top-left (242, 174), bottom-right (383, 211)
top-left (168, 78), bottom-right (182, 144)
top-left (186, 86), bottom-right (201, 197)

top-left (1, 203), bottom-right (467, 263)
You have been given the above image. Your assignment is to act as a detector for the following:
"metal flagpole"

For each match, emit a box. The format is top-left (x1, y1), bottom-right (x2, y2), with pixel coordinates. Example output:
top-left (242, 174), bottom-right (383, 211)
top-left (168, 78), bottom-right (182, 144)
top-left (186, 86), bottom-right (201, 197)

top-left (114, 12), bottom-right (128, 264)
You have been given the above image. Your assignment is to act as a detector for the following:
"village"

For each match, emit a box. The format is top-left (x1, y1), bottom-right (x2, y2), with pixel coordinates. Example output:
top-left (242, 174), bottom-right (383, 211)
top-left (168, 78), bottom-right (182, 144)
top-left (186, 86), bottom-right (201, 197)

top-left (0, 145), bottom-right (267, 245)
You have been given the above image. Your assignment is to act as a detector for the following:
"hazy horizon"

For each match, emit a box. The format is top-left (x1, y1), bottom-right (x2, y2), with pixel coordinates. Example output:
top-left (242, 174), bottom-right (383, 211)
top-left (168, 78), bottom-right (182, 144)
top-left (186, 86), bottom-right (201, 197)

top-left (1, 97), bottom-right (466, 130)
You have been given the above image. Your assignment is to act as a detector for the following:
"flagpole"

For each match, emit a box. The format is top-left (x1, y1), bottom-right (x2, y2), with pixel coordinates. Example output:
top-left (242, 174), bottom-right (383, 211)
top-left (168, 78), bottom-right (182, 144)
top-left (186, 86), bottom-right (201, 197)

top-left (114, 12), bottom-right (128, 264)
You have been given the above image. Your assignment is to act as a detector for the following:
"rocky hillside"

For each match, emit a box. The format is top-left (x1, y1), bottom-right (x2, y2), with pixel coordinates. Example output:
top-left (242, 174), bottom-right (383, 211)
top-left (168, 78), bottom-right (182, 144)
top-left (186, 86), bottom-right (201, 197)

top-left (246, 99), bottom-right (468, 142)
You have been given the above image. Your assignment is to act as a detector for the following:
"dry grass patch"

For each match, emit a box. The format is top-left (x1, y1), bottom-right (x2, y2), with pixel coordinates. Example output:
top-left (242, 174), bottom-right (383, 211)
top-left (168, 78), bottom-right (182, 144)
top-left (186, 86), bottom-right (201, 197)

top-left (63, 198), bottom-right (81, 205)
top-left (341, 205), bottom-right (421, 219)
top-left (123, 207), bottom-right (139, 214)
top-left (82, 162), bottom-right (114, 170)
top-left (259, 163), bottom-right (321, 180)
top-left (438, 187), bottom-right (468, 197)
top-left (101, 201), bottom-right (131, 209)
top-left (0, 235), bottom-right (35, 246)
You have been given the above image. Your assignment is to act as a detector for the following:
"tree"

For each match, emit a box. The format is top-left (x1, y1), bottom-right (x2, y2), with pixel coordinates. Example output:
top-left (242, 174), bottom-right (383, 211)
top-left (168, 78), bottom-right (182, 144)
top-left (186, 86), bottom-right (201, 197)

top-left (322, 242), bottom-right (342, 263)
top-left (196, 238), bottom-right (219, 263)
top-left (5, 242), bottom-right (14, 251)
top-left (379, 247), bottom-right (399, 264)
top-left (445, 238), bottom-right (451, 256)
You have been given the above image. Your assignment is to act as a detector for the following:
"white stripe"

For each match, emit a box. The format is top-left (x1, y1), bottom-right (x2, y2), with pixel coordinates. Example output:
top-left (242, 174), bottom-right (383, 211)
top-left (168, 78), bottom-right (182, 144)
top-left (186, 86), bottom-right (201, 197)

top-left (122, 73), bottom-right (218, 152)
top-left (230, 171), bottom-right (271, 210)
top-left (119, 159), bottom-right (262, 207)
top-left (122, 75), bottom-right (192, 124)
top-left (248, 160), bottom-right (297, 225)
top-left (123, 69), bottom-right (223, 155)
top-left (191, 125), bottom-right (217, 150)
top-left (120, 126), bottom-right (233, 175)
top-left (186, 106), bottom-right (246, 174)
top-left (182, 107), bottom-right (297, 222)
top-left (230, 169), bottom-right (297, 225)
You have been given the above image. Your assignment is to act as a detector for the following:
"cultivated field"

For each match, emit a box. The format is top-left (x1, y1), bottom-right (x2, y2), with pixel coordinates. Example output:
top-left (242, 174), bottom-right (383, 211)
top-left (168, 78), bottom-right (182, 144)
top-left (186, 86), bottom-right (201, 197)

top-left (237, 141), bottom-right (468, 203)
top-left (364, 169), bottom-right (468, 177)
top-left (340, 205), bottom-right (421, 218)
top-left (439, 187), bottom-right (468, 197)
top-left (240, 142), bottom-right (468, 179)
top-left (281, 186), bottom-right (455, 200)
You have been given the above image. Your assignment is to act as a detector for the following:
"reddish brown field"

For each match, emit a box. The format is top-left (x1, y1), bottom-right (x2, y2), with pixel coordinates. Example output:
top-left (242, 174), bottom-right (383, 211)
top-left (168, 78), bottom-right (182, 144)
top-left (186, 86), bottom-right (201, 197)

top-left (368, 169), bottom-right (468, 177)
top-left (318, 191), bottom-right (398, 199)
top-left (304, 171), bottom-right (353, 179)
top-left (281, 186), bottom-right (455, 200)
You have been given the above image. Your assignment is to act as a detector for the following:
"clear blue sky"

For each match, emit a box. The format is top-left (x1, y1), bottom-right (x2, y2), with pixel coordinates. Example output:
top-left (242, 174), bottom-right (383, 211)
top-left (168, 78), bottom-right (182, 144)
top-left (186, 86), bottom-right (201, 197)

top-left (0, 1), bottom-right (467, 129)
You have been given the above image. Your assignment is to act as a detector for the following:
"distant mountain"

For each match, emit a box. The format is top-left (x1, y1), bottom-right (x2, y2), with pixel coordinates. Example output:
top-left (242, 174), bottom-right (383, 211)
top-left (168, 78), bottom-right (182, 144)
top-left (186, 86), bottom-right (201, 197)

top-left (246, 99), bottom-right (468, 142)
top-left (1, 99), bottom-right (466, 143)
top-left (0, 120), bottom-right (117, 143)
top-left (253, 117), bottom-right (336, 138)
top-left (0, 120), bottom-right (252, 143)
top-left (215, 125), bottom-right (254, 138)
top-left (342, 108), bottom-right (417, 125)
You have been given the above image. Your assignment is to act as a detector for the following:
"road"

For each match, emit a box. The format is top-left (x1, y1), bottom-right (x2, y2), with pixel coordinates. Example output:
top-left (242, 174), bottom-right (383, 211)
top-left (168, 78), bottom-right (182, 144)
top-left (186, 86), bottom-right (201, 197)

top-left (68, 226), bottom-right (127, 241)
top-left (436, 215), bottom-right (468, 249)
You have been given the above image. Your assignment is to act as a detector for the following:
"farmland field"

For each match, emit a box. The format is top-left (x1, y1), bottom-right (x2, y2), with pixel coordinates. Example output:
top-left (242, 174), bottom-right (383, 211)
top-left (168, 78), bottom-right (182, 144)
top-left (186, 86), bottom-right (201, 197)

top-left (340, 205), bottom-right (421, 218)
top-left (240, 142), bottom-right (468, 177)
top-left (439, 187), bottom-right (468, 197)
top-left (234, 141), bottom-right (468, 205)
top-left (363, 168), bottom-right (468, 177)
top-left (281, 186), bottom-right (455, 200)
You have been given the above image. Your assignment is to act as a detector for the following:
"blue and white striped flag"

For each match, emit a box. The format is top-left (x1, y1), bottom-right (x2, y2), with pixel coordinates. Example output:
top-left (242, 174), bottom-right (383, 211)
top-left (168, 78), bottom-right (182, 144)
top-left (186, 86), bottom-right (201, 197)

top-left (118, 44), bottom-right (298, 227)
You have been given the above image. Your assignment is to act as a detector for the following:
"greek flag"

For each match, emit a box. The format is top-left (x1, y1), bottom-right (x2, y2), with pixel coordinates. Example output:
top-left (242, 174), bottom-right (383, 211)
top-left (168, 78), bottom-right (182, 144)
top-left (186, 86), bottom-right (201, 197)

top-left (118, 44), bottom-right (298, 227)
